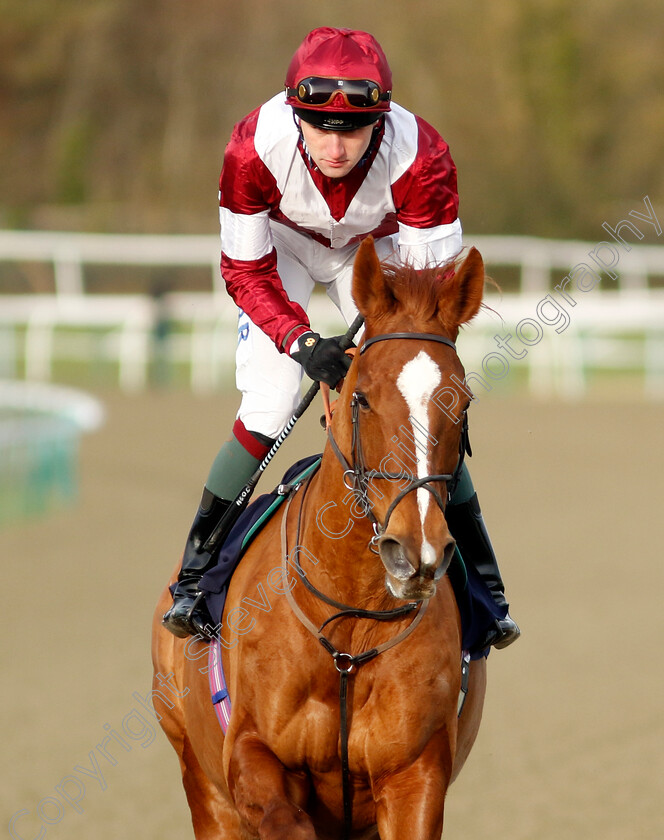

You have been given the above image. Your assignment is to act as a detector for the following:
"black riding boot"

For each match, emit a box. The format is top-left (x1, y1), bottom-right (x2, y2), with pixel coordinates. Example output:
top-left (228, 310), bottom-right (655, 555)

top-left (445, 493), bottom-right (520, 650)
top-left (162, 488), bottom-right (231, 640)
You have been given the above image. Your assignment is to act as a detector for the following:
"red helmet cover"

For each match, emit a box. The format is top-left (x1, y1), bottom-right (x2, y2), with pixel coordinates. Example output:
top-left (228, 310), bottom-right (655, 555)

top-left (285, 27), bottom-right (392, 114)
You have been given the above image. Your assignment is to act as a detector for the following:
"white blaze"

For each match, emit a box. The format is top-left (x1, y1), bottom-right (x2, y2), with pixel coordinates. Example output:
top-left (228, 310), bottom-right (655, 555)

top-left (396, 351), bottom-right (441, 567)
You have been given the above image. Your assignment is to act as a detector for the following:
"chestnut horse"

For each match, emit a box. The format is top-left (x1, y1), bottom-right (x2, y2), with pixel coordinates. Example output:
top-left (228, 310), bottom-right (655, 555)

top-left (152, 237), bottom-right (488, 839)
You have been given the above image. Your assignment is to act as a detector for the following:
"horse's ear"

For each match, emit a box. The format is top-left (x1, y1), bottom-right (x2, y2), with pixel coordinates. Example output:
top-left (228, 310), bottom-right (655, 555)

top-left (439, 247), bottom-right (485, 328)
top-left (352, 236), bottom-right (395, 319)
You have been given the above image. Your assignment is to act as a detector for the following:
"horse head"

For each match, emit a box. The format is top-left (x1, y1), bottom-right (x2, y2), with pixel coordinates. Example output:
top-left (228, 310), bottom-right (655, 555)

top-left (339, 235), bottom-right (484, 601)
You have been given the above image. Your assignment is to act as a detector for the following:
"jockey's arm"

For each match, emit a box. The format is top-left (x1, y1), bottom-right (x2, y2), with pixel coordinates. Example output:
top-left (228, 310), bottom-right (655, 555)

top-left (397, 218), bottom-right (463, 268)
top-left (392, 115), bottom-right (463, 268)
top-left (219, 123), bottom-right (311, 353)
top-left (220, 242), bottom-right (311, 352)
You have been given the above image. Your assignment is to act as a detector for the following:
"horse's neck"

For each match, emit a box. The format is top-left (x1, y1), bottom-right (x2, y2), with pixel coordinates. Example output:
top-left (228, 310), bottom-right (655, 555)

top-left (296, 452), bottom-right (394, 613)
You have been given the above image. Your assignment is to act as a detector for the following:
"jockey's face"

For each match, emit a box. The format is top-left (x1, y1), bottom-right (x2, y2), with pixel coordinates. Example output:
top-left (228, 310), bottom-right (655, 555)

top-left (299, 121), bottom-right (376, 178)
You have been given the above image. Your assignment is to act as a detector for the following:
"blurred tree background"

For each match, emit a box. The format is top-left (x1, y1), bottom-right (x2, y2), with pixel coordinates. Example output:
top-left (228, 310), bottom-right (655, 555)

top-left (1, 0), bottom-right (662, 238)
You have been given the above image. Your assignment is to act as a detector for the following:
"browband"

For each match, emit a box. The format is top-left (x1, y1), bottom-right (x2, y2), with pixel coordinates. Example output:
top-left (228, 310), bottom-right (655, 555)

top-left (360, 332), bottom-right (457, 354)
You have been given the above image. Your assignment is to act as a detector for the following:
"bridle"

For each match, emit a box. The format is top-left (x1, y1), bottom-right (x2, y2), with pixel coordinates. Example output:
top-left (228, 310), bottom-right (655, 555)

top-left (282, 330), bottom-right (472, 839)
top-left (326, 331), bottom-right (471, 551)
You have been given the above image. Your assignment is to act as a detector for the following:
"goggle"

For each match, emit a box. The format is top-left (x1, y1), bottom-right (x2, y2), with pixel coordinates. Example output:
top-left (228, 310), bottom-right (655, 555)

top-left (286, 76), bottom-right (391, 109)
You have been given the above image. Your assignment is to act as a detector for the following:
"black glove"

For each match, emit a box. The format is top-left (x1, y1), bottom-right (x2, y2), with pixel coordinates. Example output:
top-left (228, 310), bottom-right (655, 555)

top-left (291, 331), bottom-right (352, 387)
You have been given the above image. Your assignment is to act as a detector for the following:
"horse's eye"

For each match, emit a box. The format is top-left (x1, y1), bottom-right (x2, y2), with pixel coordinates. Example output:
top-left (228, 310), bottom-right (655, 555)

top-left (354, 391), bottom-right (370, 410)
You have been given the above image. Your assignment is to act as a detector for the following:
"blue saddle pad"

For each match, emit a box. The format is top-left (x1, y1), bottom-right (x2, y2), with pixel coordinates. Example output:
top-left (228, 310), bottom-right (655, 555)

top-left (199, 455), bottom-right (505, 659)
top-left (199, 455), bottom-right (322, 624)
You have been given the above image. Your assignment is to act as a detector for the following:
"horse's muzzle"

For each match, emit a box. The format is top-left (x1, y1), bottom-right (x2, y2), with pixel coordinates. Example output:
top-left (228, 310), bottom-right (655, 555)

top-left (378, 534), bottom-right (456, 601)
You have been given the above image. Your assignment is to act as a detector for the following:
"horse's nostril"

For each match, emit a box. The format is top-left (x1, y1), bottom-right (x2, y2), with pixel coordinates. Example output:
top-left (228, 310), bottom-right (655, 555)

top-left (435, 538), bottom-right (456, 580)
top-left (378, 536), bottom-right (416, 580)
top-left (444, 538), bottom-right (456, 564)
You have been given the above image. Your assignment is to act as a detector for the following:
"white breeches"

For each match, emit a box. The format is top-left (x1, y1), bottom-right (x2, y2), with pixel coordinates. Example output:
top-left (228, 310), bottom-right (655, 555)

top-left (235, 223), bottom-right (399, 438)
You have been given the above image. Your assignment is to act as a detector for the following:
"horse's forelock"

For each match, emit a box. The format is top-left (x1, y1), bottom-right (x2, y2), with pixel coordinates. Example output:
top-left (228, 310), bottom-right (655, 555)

top-left (379, 258), bottom-right (461, 323)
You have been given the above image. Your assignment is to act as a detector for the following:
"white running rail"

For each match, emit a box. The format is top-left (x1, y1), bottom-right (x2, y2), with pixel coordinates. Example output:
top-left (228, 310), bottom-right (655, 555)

top-left (1, 230), bottom-right (663, 398)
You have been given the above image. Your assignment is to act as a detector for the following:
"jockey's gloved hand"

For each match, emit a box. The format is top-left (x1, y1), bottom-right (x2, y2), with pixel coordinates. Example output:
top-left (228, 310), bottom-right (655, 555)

top-left (290, 331), bottom-right (352, 388)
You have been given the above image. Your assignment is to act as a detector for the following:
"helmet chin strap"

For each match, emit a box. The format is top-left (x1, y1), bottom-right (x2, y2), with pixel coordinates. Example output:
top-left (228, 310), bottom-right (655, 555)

top-left (359, 117), bottom-right (384, 167)
top-left (292, 112), bottom-right (317, 171)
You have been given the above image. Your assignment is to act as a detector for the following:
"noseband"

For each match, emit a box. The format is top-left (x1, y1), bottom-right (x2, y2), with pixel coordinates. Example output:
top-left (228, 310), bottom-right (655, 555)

top-left (327, 331), bottom-right (471, 549)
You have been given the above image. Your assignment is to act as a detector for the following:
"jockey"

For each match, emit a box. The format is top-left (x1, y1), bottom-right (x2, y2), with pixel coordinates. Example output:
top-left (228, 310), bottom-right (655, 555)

top-left (163, 26), bottom-right (520, 650)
